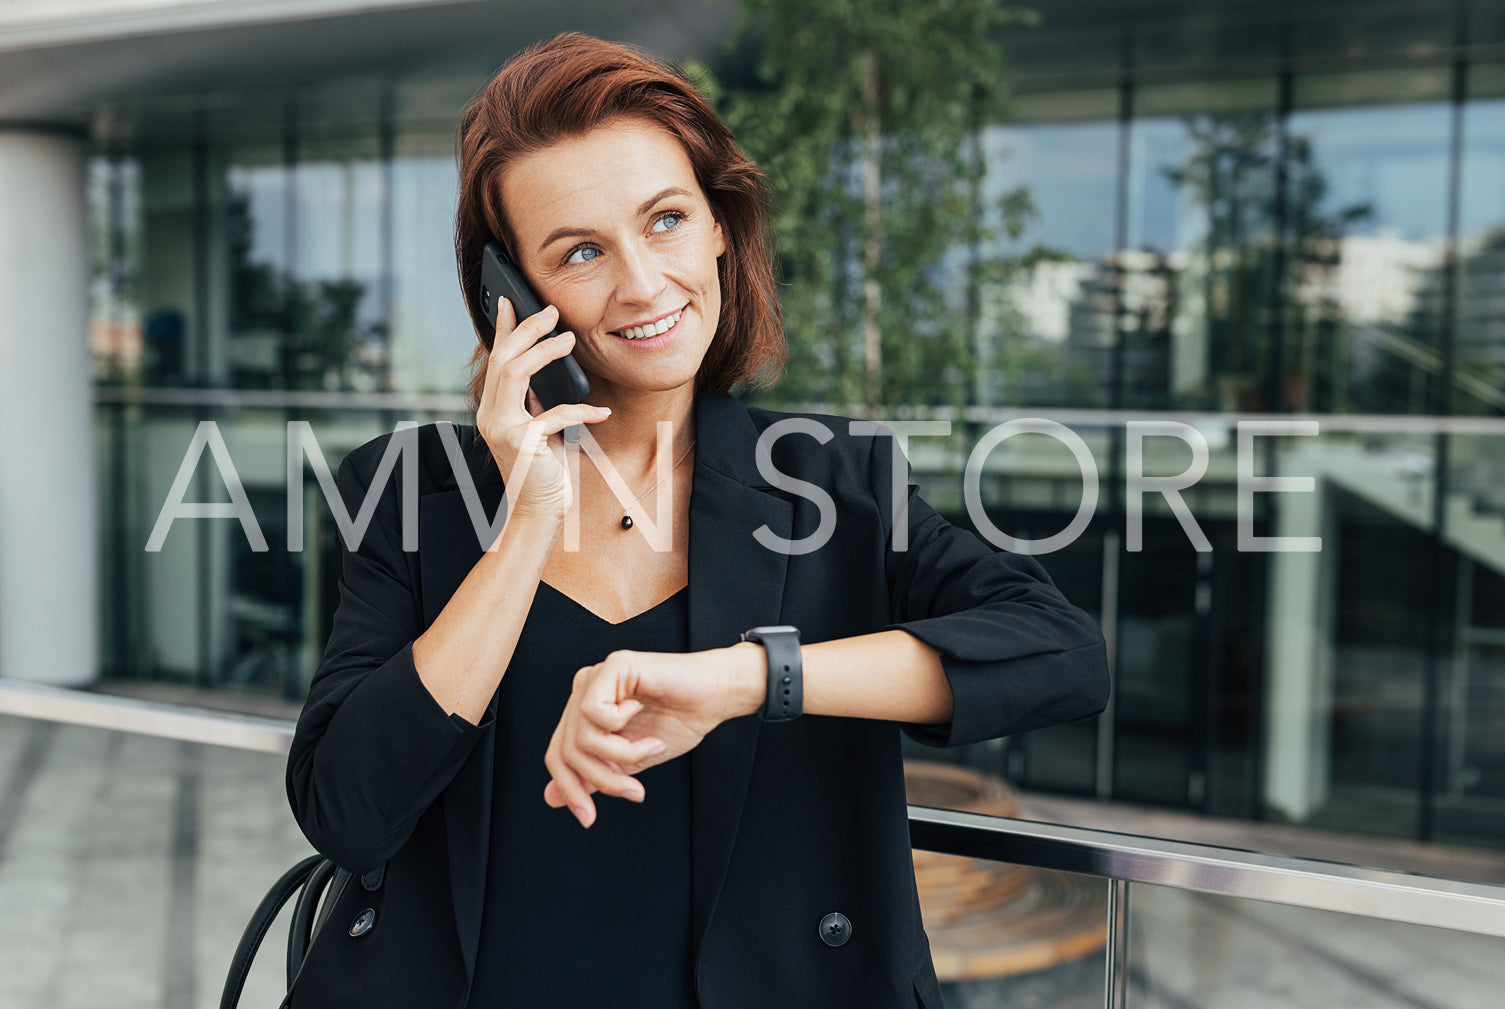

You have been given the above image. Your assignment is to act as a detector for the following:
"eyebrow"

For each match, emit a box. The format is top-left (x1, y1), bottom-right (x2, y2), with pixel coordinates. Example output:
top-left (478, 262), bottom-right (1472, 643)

top-left (637, 186), bottom-right (693, 216)
top-left (535, 186), bottom-right (695, 255)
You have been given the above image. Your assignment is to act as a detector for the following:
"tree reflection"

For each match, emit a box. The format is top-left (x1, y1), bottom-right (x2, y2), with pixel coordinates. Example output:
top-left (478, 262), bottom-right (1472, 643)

top-left (227, 192), bottom-right (386, 391)
top-left (711, 0), bottom-right (1041, 411)
top-left (1164, 112), bottom-right (1371, 412)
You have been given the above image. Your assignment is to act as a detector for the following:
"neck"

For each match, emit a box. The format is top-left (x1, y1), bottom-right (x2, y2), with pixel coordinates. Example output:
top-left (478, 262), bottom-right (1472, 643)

top-left (583, 384), bottom-right (696, 478)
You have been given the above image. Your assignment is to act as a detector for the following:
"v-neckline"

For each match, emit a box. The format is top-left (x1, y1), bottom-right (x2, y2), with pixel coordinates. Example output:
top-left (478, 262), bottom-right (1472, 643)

top-left (537, 580), bottom-right (688, 627)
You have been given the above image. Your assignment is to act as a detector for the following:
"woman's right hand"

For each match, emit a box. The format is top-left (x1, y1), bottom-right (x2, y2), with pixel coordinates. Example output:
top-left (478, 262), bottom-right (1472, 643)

top-left (474, 298), bottom-right (610, 521)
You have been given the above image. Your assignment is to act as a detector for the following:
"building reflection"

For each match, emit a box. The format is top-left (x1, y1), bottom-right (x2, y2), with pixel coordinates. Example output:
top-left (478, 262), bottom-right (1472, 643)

top-left (83, 6), bottom-right (1505, 855)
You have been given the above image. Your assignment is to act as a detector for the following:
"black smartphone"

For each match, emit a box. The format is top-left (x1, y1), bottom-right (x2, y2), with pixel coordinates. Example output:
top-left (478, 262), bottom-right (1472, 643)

top-left (479, 241), bottom-right (591, 420)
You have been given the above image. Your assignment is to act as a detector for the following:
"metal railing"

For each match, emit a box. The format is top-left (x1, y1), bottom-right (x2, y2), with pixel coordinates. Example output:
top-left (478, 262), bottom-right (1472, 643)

top-left (906, 806), bottom-right (1505, 940)
top-left (6, 677), bottom-right (1505, 1008)
top-left (0, 679), bottom-right (293, 755)
top-left (94, 383), bottom-right (1505, 434)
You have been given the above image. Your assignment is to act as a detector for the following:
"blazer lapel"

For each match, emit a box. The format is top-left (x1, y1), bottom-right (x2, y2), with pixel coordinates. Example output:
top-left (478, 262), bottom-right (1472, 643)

top-left (417, 405), bottom-right (792, 976)
top-left (416, 424), bottom-right (505, 989)
top-left (687, 393), bottom-right (792, 950)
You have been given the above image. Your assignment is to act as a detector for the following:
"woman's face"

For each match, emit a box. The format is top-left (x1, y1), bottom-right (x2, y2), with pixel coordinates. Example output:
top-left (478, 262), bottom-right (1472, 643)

top-left (500, 118), bottom-right (725, 403)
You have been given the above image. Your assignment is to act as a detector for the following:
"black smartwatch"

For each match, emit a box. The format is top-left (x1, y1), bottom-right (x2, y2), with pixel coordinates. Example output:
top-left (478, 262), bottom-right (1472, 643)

top-left (741, 625), bottom-right (802, 723)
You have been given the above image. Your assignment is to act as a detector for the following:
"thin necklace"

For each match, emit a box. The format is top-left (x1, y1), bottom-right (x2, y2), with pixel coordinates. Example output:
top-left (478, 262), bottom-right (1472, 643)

top-left (599, 440), bottom-right (695, 530)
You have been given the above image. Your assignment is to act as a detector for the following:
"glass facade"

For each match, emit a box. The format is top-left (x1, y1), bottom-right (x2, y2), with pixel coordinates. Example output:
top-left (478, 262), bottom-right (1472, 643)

top-left (92, 79), bottom-right (480, 700)
top-left (87, 5), bottom-right (1505, 852)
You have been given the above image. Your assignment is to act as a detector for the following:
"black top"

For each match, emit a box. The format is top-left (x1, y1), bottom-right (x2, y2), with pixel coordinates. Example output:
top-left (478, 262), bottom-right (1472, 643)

top-left (466, 582), bottom-right (696, 1008)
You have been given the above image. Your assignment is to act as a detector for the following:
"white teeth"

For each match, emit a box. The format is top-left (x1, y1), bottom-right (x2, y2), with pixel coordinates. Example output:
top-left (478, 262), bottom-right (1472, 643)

top-left (617, 309), bottom-right (681, 340)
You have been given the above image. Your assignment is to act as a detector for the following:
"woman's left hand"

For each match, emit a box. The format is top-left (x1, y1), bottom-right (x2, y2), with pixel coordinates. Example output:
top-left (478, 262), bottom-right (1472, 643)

top-left (543, 646), bottom-right (762, 827)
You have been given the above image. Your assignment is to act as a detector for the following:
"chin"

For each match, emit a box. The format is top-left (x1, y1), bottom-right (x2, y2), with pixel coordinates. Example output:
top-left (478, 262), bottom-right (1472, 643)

top-left (635, 369), bottom-right (702, 394)
top-left (586, 362), bottom-right (700, 397)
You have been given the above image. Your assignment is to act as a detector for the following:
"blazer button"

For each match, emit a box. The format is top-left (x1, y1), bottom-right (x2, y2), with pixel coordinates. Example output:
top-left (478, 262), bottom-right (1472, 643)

top-left (818, 912), bottom-right (852, 947)
top-left (349, 908), bottom-right (376, 937)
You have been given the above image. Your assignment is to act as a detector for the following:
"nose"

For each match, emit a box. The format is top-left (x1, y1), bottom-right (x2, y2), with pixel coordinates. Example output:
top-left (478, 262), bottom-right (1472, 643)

top-left (613, 240), bottom-right (667, 307)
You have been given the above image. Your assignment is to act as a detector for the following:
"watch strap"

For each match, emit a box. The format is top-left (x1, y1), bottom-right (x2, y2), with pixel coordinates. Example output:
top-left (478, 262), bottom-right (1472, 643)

top-left (741, 626), bottom-right (802, 723)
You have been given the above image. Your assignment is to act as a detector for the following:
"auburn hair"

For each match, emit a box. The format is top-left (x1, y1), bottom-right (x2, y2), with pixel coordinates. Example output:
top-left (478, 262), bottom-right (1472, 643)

top-left (454, 33), bottom-right (785, 412)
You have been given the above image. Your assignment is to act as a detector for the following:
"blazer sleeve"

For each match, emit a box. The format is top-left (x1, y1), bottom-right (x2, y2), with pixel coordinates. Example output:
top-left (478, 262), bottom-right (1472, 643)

top-left (874, 435), bottom-right (1111, 748)
top-left (285, 439), bottom-right (491, 874)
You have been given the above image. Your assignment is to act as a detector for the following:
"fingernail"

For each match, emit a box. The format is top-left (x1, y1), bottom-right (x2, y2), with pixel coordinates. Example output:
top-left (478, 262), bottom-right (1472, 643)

top-left (572, 806), bottom-right (591, 827)
top-left (555, 331), bottom-right (573, 342)
top-left (647, 743), bottom-right (666, 757)
top-left (596, 406), bottom-right (612, 415)
top-left (625, 788), bottom-right (644, 803)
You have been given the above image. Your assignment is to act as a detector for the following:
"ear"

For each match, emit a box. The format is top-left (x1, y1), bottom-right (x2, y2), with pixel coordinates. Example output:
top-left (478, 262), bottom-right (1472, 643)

top-left (712, 215), bottom-right (726, 258)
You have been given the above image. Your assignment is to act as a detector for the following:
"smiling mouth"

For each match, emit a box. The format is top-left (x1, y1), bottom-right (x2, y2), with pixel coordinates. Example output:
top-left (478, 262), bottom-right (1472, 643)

top-left (613, 307), bottom-right (684, 340)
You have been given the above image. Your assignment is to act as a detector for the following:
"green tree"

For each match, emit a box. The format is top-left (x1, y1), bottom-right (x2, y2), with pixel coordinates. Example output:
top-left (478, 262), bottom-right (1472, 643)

top-left (707, 0), bottom-right (1038, 410)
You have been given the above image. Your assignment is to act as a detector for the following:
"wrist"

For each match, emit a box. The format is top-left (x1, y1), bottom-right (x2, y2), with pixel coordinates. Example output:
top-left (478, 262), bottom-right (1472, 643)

top-left (504, 501), bottom-right (567, 535)
top-left (486, 504), bottom-right (565, 555)
top-left (721, 642), bottom-right (769, 719)
top-left (508, 497), bottom-right (570, 524)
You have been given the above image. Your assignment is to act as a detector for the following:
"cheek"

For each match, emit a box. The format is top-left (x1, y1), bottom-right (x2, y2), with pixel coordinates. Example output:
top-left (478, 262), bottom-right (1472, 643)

top-left (550, 280), bottom-right (607, 332)
top-left (690, 239), bottom-right (723, 291)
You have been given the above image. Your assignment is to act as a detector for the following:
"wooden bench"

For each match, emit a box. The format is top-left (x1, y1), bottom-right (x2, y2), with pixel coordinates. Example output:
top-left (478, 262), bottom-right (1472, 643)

top-left (906, 761), bottom-right (1108, 980)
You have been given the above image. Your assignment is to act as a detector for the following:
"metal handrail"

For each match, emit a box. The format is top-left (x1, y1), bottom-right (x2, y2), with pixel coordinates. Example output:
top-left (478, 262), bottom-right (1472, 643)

top-left (5, 678), bottom-right (1505, 944)
top-left (94, 385), bottom-right (1505, 435)
top-left (0, 679), bottom-right (293, 754)
top-left (907, 806), bottom-right (1505, 939)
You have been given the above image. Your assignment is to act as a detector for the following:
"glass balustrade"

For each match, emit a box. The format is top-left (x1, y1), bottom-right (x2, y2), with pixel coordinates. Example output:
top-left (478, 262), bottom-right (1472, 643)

top-left (5, 696), bottom-right (1505, 1009)
top-left (0, 713), bottom-right (311, 1009)
top-left (1126, 881), bottom-right (1505, 1009)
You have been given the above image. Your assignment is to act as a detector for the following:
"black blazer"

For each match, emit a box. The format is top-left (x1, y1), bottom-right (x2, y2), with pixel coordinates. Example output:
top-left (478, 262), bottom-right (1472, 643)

top-left (286, 391), bottom-right (1109, 1009)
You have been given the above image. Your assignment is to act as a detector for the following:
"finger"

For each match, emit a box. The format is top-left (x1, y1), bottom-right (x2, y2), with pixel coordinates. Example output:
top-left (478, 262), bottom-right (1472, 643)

top-left (486, 329), bottom-right (571, 415)
top-left (476, 318), bottom-right (523, 426)
top-left (543, 779), bottom-right (568, 808)
top-left (527, 401), bottom-right (611, 440)
top-left (479, 294), bottom-right (523, 400)
top-left (543, 776), bottom-right (602, 808)
top-left (478, 386), bottom-right (576, 462)
top-left (544, 746), bottom-right (599, 826)
top-left (556, 707), bottom-right (644, 801)
top-left (581, 695), bottom-right (642, 732)
top-left (576, 658), bottom-right (638, 727)
top-left (480, 303), bottom-right (559, 413)
top-left (544, 726), bottom-right (600, 826)
top-left (509, 328), bottom-right (577, 379)
top-left (578, 727), bottom-right (664, 768)
top-left (494, 301), bottom-right (560, 360)
top-left (562, 732), bottom-right (646, 801)
top-left (490, 290), bottom-right (517, 347)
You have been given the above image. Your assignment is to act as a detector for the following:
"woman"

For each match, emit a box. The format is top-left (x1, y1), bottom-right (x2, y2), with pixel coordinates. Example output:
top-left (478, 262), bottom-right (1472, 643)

top-left (286, 32), bottom-right (1108, 1009)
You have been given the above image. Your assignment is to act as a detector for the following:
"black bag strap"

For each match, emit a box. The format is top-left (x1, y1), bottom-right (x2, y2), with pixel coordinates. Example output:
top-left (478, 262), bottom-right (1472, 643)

top-left (286, 858), bottom-right (342, 988)
top-left (219, 854), bottom-right (327, 1009)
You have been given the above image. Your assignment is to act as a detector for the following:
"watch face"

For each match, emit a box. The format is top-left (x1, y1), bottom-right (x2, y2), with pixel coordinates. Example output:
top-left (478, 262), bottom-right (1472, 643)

top-left (746, 625), bottom-right (800, 637)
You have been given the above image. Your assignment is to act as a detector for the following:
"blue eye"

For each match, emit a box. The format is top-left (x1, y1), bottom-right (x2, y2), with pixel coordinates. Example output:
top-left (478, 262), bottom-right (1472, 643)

top-left (652, 212), bottom-right (685, 233)
top-left (564, 245), bottom-right (600, 265)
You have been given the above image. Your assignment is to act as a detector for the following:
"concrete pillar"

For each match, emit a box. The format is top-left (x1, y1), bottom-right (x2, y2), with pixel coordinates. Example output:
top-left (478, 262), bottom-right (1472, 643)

top-left (0, 128), bottom-right (97, 686)
top-left (1261, 449), bottom-right (1336, 822)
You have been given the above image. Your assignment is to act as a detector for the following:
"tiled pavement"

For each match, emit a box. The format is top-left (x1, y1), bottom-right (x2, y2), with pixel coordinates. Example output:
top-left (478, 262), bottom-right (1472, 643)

top-left (0, 717), bottom-right (312, 1009)
top-left (1, 712), bottom-right (1503, 1009)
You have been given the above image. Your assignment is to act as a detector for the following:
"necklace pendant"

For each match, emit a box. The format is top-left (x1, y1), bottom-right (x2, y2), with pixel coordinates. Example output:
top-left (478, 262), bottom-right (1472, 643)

top-left (620, 515), bottom-right (634, 530)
